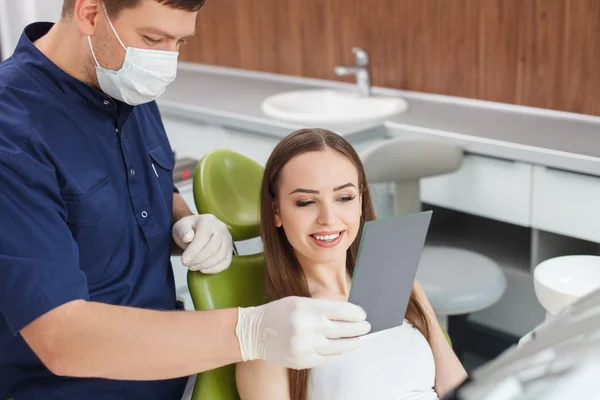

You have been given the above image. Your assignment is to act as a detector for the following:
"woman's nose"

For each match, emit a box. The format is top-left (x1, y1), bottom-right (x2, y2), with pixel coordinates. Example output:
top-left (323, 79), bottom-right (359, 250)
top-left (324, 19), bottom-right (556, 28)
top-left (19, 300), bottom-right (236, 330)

top-left (317, 204), bottom-right (336, 226)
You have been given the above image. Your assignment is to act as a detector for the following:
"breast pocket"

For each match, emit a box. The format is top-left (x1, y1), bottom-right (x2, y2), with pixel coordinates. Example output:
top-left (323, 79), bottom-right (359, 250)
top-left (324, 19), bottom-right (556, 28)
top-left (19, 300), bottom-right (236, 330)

top-left (147, 139), bottom-right (176, 206)
top-left (63, 177), bottom-right (125, 283)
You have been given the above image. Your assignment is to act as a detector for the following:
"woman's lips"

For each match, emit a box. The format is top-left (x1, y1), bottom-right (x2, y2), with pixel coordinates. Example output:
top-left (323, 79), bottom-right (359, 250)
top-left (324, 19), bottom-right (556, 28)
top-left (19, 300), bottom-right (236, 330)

top-left (310, 231), bottom-right (345, 248)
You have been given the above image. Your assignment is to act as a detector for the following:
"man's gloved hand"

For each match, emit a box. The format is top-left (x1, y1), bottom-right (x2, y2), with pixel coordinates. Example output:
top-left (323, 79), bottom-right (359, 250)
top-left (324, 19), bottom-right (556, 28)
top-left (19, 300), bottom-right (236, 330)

top-left (236, 296), bottom-right (371, 370)
top-left (172, 214), bottom-right (233, 274)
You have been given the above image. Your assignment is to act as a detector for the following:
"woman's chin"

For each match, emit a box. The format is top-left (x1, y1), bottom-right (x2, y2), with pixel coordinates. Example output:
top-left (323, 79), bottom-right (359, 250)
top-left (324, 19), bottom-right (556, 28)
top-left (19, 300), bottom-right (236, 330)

top-left (308, 242), bottom-right (352, 261)
top-left (294, 235), bottom-right (356, 265)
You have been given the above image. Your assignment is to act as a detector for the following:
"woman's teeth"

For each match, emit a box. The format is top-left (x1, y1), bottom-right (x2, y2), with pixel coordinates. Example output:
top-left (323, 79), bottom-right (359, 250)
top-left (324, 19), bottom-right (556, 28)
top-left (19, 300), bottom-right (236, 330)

top-left (313, 232), bottom-right (341, 242)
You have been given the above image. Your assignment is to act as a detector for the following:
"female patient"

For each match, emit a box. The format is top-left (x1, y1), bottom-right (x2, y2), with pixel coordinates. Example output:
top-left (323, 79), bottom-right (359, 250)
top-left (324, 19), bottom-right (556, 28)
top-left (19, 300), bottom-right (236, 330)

top-left (236, 128), bottom-right (468, 400)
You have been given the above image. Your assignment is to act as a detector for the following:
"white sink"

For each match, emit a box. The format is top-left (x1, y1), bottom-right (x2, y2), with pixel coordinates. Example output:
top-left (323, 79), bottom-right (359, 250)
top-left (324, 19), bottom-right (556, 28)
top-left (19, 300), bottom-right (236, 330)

top-left (261, 89), bottom-right (408, 124)
top-left (534, 255), bottom-right (600, 316)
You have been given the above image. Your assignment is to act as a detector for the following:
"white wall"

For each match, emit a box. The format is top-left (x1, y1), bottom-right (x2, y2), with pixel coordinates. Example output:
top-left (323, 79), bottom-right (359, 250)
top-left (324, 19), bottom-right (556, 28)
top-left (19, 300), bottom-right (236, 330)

top-left (0, 0), bottom-right (63, 60)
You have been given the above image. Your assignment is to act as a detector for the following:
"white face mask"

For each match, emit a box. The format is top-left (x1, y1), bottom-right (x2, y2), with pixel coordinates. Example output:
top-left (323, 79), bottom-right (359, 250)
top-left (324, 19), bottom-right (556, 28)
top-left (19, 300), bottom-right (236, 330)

top-left (88, 2), bottom-right (179, 106)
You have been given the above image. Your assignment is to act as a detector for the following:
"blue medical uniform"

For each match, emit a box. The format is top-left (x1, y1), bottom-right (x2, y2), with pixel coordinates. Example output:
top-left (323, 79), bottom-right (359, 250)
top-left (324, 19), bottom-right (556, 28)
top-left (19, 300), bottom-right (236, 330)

top-left (0, 23), bottom-right (187, 399)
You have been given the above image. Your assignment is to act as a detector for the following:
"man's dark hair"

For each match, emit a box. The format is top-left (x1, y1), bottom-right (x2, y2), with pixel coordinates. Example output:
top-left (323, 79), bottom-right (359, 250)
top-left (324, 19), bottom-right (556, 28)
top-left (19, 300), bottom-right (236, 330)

top-left (62, 0), bottom-right (206, 18)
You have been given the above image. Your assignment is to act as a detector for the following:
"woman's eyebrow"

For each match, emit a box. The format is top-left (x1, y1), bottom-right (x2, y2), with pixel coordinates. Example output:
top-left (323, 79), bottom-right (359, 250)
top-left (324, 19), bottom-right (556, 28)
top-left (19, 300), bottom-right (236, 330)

top-left (288, 182), bottom-right (356, 195)
top-left (333, 183), bottom-right (355, 191)
top-left (289, 188), bottom-right (318, 195)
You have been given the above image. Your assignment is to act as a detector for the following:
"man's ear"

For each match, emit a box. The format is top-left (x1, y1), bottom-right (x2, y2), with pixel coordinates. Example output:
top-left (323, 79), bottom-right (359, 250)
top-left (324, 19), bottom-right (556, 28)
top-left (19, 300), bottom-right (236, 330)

top-left (73, 0), bottom-right (102, 36)
top-left (273, 201), bottom-right (282, 227)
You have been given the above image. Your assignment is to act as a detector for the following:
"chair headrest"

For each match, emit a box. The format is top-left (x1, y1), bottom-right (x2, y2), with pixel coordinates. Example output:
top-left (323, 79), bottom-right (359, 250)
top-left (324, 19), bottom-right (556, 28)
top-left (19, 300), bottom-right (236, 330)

top-left (193, 149), bottom-right (264, 242)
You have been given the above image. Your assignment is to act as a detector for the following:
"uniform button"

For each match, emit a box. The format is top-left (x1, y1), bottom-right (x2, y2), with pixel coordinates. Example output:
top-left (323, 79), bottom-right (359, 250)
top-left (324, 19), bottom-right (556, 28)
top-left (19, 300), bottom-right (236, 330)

top-left (141, 211), bottom-right (148, 218)
top-left (130, 169), bottom-right (135, 175)
top-left (116, 128), bottom-right (119, 133)
top-left (103, 100), bottom-right (110, 106)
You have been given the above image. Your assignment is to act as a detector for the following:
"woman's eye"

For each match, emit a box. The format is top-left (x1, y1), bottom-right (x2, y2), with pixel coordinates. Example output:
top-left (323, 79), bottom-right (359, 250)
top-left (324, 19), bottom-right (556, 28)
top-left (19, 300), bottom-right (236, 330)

top-left (338, 195), bottom-right (356, 203)
top-left (295, 200), bottom-right (315, 207)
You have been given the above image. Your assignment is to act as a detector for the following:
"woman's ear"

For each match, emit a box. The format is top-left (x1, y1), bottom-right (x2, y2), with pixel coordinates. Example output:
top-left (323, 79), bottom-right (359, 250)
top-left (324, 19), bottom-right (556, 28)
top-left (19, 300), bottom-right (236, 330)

top-left (359, 190), bottom-right (364, 217)
top-left (272, 201), bottom-right (282, 227)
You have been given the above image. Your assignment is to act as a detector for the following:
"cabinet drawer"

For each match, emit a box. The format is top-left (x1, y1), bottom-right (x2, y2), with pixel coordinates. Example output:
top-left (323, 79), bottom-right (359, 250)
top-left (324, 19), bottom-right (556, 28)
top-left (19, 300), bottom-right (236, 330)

top-left (421, 154), bottom-right (532, 226)
top-left (531, 166), bottom-right (600, 243)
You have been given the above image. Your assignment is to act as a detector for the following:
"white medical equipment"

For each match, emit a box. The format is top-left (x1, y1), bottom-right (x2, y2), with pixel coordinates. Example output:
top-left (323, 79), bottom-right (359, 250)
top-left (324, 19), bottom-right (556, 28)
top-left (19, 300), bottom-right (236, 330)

top-left (445, 286), bottom-right (600, 400)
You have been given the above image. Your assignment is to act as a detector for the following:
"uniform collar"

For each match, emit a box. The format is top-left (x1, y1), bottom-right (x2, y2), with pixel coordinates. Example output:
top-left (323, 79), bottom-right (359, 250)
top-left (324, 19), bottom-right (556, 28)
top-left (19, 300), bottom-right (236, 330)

top-left (12, 22), bottom-right (133, 117)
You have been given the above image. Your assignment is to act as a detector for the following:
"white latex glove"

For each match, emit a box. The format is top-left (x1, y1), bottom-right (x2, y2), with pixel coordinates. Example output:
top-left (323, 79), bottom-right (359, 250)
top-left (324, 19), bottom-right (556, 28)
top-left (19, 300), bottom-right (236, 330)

top-left (172, 214), bottom-right (233, 274)
top-left (236, 296), bottom-right (371, 370)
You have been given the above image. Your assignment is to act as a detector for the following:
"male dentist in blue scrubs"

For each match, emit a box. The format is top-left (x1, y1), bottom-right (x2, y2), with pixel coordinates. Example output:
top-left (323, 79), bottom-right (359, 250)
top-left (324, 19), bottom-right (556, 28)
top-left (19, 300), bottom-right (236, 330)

top-left (0, 1), bottom-right (372, 399)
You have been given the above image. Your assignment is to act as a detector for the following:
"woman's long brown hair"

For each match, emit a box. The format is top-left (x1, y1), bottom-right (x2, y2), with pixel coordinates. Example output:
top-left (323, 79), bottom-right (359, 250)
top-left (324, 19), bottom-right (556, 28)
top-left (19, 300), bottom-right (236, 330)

top-left (259, 128), bottom-right (431, 400)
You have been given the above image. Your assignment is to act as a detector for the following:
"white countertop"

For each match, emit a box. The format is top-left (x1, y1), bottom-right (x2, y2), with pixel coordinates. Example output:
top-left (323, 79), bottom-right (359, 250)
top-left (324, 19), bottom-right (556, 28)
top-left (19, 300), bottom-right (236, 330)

top-left (158, 62), bottom-right (600, 176)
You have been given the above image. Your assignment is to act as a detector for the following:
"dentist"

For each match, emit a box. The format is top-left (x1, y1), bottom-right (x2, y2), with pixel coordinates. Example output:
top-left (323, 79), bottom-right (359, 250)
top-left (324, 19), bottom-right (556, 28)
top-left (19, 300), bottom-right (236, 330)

top-left (0, 1), bottom-right (371, 399)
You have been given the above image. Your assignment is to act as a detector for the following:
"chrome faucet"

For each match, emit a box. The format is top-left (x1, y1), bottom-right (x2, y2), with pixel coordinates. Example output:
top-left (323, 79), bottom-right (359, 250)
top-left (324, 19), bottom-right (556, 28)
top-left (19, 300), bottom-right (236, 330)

top-left (334, 47), bottom-right (371, 97)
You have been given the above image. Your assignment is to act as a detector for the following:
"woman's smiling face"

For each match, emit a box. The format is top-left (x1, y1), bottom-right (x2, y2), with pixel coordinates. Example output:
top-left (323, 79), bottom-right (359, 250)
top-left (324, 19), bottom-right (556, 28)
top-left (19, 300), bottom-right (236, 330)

top-left (274, 148), bottom-right (363, 267)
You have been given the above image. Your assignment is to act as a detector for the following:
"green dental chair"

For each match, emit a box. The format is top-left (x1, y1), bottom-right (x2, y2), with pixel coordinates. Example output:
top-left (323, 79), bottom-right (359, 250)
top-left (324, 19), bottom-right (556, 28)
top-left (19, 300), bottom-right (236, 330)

top-left (187, 148), bottom-right (268, 400)
top-left (186, 148), bottom-right (452, 400)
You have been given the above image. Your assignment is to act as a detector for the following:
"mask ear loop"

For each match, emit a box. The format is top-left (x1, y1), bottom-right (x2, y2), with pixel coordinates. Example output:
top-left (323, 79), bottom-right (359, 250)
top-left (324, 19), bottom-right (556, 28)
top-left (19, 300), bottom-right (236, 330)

top-left (88, 36), bottom-right (101, 67)
top-left (88, 1), bottom-right (127, 69)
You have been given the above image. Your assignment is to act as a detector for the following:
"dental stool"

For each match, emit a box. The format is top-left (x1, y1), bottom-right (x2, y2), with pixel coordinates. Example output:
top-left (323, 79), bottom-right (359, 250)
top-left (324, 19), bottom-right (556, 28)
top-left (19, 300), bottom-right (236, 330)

top-left (360, 137), bottom-right (507, 359)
